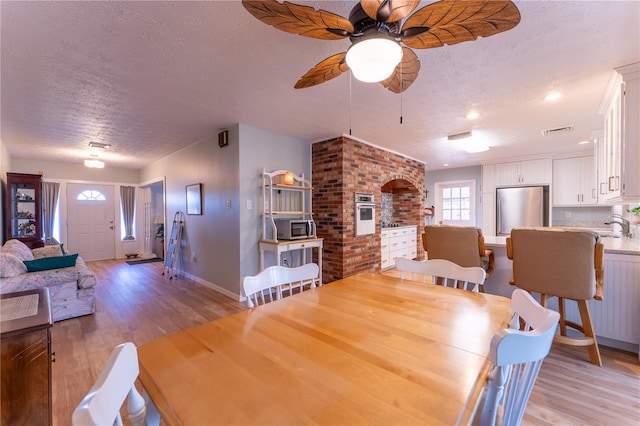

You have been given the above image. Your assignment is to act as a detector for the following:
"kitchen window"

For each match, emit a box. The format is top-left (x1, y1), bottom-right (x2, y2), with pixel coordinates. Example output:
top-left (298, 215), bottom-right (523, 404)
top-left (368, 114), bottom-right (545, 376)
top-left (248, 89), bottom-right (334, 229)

top-left (434, 180), bottom-right (476, 226)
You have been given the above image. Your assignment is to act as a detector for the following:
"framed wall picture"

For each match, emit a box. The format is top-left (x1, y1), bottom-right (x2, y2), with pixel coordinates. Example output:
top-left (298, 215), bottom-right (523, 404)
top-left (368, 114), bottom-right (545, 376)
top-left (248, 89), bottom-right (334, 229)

top-left (186, 183), bottom-right (202, 215)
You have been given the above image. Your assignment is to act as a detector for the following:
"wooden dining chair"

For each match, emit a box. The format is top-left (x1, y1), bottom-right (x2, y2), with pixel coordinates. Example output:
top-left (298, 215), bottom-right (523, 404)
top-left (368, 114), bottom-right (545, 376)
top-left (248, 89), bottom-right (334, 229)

top-left (507, 227), bottom-right (604, 366)
top-left (396, 258), bottom-right (485, 292)
top-left (461, 289), bottom-right (560, 426)
top-left (72, 342), bottom-right (159, 426)
top-left (242, 263), bottom-right (320, 308)
top-left (422, 225), bottom-right (494, 292)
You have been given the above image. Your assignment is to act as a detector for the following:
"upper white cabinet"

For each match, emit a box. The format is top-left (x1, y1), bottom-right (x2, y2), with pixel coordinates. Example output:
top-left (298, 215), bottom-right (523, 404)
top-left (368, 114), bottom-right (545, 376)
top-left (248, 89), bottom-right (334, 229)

top-left (495, 158), bottom-right (551, 186)
top-left (481, 164), bottom-right (496, 236)
top-left (599, 62), bottom-right (640, 202)
top-left (553, 156), bottom-right (597, 206)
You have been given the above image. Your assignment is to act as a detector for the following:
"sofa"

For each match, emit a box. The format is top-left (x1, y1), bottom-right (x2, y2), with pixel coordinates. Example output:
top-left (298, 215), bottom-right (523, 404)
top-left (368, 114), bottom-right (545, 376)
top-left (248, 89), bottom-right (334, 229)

top-left (0, 239), bottom-right (97, 322)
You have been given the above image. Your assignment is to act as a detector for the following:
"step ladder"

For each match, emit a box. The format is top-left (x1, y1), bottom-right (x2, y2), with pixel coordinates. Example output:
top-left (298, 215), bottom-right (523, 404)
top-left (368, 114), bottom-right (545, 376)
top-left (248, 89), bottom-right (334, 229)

top-left (163, 211), bottom-right (184, 279)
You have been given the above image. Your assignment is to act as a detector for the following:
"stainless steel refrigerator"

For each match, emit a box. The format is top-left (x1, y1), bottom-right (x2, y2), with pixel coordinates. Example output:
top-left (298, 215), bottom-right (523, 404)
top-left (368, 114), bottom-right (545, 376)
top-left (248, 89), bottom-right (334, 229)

top-left (496, 186), bottom-right (549, 236)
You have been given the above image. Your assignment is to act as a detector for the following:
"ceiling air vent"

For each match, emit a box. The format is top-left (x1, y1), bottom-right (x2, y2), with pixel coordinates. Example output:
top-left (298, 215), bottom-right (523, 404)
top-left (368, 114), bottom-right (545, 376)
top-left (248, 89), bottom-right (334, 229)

top-left (542, 126), bottom-right (573, 136)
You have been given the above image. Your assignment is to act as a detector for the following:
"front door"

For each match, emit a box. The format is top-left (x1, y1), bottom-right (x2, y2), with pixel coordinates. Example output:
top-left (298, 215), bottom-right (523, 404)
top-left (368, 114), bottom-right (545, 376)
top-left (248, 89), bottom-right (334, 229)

top-left (67, 183), bottom-right (116, 261)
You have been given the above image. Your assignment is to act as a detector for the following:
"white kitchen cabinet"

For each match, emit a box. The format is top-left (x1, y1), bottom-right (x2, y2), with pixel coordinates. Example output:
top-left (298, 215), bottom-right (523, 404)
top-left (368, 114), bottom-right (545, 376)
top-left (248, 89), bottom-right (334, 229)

top-left (599, 62), bottom-right (640, 202)
top-left (381, 226), bottom-right (416, 269)
top-left (552, 156), bottom-right (597, 205)
top-left (564, 253), bottom-right (640, 358)
top-left (481, 165), bottom-right (496, 236)
top-left (481, 191), bottom-right (495, 236)
top-left (495, 159), bottom-right (551, 186)
top-left (592, 129), bottom-right (608, 203)
top-left (481, 164), bottom-right (495, 192)
top-left (381, 229), bottom-right (391, 270)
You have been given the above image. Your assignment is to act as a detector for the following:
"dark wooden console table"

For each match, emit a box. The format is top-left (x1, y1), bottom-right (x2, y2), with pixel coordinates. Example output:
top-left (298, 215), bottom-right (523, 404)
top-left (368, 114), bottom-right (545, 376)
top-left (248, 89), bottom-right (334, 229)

top-left (1, 288), bottom-right (53, 425)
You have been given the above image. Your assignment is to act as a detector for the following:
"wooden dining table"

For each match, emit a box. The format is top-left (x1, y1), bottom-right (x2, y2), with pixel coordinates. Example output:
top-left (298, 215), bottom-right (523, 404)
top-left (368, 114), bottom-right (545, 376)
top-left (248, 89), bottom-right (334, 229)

top-left (137, 272), bottom-right (512, 425)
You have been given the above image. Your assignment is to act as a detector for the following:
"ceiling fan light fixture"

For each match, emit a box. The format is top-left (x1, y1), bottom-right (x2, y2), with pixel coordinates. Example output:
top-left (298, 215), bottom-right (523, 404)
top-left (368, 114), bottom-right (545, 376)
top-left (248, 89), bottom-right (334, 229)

top-left (346, 37), bottom-right (402, 83)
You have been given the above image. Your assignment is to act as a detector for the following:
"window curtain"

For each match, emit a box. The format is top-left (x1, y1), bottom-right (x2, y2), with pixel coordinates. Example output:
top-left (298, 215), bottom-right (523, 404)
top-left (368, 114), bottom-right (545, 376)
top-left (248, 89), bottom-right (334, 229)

top-left (42, 181), bottom-right (60, 241)
top-left (120, 186), bottom-right (136, 240)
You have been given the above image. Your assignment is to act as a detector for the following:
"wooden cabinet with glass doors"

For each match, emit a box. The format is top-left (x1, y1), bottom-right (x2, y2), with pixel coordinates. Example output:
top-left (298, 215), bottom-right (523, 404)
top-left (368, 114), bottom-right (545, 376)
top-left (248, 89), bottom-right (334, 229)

top-left (4, 172), bottom-right (44, 248)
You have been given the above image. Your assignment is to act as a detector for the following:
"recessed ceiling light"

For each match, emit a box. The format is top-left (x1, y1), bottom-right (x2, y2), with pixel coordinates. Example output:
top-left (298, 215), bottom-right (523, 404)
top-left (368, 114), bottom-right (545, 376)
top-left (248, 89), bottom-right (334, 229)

top-left (544, 92), bottom-right (563, 101)
top-left (466, 112), bottom-right (480, 120)
top-left (88, 142), bottom-right (111, 149)
top-left (443, 163), bottom-right (450, 167)
top-left (578, 140), bottom-right (590, 145)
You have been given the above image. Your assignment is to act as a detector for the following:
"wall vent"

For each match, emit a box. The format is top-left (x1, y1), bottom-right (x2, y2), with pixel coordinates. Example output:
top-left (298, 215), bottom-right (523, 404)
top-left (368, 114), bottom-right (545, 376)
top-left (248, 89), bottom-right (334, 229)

top-left (542, 125), bottom-right (573, 136)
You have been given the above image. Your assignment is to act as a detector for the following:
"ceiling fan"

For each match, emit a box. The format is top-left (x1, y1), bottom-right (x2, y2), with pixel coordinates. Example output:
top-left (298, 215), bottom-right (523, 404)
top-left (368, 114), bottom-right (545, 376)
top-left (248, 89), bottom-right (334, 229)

top-left (242, 0), bottom-right (521, 93)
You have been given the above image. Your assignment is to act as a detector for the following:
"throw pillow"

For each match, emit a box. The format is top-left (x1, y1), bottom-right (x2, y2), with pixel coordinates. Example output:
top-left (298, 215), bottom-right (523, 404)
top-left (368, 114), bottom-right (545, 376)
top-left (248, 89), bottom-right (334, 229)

top-left (32, 245), bottom-right (64, 259)
top-left (2, 239), bottom-right (35, 261)
top-left (23, 253), bottom-right (78, 272)
top-left (0, 252), bottom-right (28, 277)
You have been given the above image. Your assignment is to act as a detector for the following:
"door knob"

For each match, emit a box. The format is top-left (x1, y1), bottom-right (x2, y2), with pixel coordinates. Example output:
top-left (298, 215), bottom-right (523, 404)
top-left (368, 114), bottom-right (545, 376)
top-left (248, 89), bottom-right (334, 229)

top-left (109, 225), bottom-right (114, 230)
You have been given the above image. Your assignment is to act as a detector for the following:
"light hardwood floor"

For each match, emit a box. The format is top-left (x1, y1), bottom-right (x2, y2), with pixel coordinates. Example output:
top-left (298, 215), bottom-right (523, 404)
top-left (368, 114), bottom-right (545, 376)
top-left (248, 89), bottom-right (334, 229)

top-left (52, 260), bottom-right (639, 425)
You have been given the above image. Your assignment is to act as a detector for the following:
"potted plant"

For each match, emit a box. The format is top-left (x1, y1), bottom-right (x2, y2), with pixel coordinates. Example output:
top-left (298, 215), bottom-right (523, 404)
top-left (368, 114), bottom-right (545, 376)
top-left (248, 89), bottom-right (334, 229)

top-left (627, 206), bottom-right (640, 224)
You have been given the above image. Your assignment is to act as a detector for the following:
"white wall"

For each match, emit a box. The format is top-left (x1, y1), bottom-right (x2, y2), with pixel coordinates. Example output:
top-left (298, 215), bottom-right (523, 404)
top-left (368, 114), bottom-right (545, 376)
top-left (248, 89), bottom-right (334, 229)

top-left (238, 123), bottom-right (312, 279)
top-left (10, 158), bottom-right (139, 183)
top-left (0, 139), bottom-right (11, 242)
top-left (140, 123), bottom-right (310, 298)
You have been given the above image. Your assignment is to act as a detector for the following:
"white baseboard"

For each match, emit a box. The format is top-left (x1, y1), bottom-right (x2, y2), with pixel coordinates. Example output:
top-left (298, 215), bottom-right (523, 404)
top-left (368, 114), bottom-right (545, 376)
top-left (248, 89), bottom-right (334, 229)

top-left (178, 270), bottom-right (245, 304)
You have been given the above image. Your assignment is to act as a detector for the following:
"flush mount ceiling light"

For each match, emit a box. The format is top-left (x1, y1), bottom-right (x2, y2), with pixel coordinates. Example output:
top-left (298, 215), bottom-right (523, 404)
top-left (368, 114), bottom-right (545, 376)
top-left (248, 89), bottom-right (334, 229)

top-left (544, 92), bottom-right (564, 101)
top-left (466, 112), bottom-right (480, 120)
top-left (448, 131), bottom-right (489, 153)
top-left (88, 142), bottom-right (111, 149)
top-left (346, 37), bottom-right (402, 83)
top-left (84, 159), bottom-right (105, 168)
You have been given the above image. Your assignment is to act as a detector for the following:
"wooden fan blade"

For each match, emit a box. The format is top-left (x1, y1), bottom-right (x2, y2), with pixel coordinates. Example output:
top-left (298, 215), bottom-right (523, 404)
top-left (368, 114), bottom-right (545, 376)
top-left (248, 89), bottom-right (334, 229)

top-left (242, 0), bottom-right (354, 40)
top-left (360, 0), bottom-right (421, 23)
top-left (380, 47), bottom-right (420, 93)
top-left (400, 0), bottom-right (521, 49)
top-left (295, 53), bottom-right (350, 89)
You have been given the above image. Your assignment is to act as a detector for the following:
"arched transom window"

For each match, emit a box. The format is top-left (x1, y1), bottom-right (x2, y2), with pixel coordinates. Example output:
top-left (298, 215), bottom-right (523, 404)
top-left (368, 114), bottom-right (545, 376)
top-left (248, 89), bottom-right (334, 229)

top-left (76, 190), bottom-right (106, 201)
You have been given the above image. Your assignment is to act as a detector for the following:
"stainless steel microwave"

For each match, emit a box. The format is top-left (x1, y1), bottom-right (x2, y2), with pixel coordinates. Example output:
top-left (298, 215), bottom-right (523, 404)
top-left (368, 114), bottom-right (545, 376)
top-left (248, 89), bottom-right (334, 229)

top-left (275, 219), bottom-right (315, 240)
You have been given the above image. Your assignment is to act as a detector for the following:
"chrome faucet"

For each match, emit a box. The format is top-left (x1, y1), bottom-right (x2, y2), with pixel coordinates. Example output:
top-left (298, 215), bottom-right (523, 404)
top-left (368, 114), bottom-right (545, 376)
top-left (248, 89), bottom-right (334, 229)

top-left (604, 213), bottom-right (632, 238)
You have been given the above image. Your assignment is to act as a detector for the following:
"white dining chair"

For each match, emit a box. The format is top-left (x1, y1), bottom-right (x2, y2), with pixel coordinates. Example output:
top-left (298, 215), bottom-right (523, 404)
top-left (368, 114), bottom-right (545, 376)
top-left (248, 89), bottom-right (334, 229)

top-left (72, 342), bottom-right (159, 426)
top-left (242, 263), bottom-right (320, 308)
top-left (395, 257), bottom-right (485, 292)
top-left (460, 289), bottom-right (560, 426)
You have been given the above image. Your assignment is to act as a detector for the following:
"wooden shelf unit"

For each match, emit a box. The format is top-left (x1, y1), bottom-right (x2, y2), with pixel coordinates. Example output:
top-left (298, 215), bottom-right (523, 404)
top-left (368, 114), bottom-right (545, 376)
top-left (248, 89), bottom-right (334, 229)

top-left (262, 168), bottom-right (315, 242)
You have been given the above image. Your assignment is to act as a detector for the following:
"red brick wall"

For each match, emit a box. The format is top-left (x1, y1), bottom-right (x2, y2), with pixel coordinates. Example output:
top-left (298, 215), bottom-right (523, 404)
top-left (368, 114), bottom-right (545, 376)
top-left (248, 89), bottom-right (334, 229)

top-left (312, 136), bottom-right (426, 283)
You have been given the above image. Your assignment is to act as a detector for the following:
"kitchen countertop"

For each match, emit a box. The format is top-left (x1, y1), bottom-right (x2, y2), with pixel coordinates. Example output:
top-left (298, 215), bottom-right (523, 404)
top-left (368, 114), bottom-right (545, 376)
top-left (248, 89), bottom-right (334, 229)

top-left (484, 235), bottom-right (640, 256)
top-left (381, 225), bottom-right (417, 230)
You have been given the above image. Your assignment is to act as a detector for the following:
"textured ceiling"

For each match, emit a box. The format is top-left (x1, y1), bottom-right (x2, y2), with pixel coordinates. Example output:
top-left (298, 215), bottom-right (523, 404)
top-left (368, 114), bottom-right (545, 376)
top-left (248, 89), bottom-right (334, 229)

top-left (1, 1), bottom-right (639, 171)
